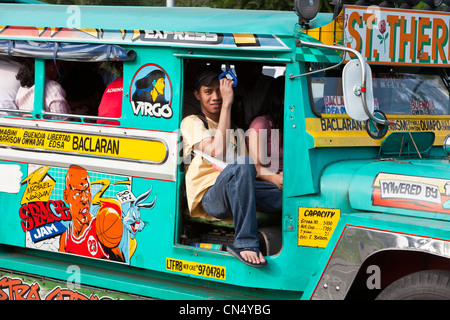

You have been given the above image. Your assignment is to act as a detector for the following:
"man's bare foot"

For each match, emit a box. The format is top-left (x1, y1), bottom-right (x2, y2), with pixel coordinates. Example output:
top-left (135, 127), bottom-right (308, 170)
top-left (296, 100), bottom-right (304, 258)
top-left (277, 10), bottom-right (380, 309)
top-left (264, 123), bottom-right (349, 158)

top-left (226, 245), bottom-right (267, 267)
top-left (240, 250), bottom-right (266, 265)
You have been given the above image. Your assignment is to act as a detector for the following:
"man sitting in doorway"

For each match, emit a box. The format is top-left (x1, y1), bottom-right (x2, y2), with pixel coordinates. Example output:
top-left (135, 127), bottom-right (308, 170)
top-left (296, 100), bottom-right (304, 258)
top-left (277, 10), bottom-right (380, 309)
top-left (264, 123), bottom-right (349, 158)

top-left (180, 65), bottom-right (282, 267)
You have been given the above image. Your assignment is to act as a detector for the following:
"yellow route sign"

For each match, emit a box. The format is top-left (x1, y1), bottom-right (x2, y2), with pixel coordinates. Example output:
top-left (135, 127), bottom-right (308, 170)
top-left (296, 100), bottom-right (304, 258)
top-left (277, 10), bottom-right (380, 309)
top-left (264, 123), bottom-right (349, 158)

top-left (0, 126), bottom-right (167, 163)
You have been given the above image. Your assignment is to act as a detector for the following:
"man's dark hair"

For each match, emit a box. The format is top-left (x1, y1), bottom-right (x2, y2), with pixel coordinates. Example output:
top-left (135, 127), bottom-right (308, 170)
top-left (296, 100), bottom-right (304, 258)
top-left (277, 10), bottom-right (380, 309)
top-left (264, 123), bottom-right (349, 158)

top-left (16, 58), bottom-right (35, 88)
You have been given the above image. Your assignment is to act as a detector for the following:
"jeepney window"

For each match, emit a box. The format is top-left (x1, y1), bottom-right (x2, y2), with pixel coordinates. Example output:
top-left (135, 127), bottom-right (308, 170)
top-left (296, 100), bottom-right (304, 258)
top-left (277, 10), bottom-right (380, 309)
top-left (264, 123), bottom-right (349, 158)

top-left (0, 40), bottom-right (131, 123)
top-left (60, 60), bottom-right (123, 124)
top-left (13, 58), bottom-right (75, 120)
top-left (11, 58), bottom-right (123, 123)
top-left (310, 64), bottom-right (450, 116)
top-left (0, 55), bottom-right (21, 116)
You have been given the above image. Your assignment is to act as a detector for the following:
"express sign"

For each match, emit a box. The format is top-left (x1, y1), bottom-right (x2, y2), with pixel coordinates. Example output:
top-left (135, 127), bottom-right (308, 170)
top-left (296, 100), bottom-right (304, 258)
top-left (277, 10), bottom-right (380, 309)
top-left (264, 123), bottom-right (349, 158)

top-left (344, 5), bottom-right (450, 66)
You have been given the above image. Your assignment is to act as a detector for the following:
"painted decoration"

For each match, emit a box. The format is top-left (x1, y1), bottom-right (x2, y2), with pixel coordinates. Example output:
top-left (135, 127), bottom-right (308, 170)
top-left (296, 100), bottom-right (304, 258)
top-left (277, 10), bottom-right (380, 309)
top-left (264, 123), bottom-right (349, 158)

top-left (344, 5), bottom-right (450, 67)
top-left (19, 164), bottom-right (156, 264)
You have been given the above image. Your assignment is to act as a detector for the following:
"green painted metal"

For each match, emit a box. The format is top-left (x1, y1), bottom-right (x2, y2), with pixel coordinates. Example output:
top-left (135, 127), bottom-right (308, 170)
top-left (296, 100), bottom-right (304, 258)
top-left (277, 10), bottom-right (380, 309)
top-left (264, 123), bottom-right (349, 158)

top-left (295, 33), bottom-right (343, 64)
top-left (0, 0), bottom-right (44, 4)
top-left (0, 4), bottom-right (299, 37)
top-left (0, 3), bottom-right (448, 301)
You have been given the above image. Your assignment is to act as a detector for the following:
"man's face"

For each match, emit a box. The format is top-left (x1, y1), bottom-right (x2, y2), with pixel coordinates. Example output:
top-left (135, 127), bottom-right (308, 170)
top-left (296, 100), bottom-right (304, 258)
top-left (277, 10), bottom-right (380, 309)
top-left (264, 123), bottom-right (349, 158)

top-left (64, 167), bottom-right (92, 226)
top-left (195, 79), bottom-right (222, 118)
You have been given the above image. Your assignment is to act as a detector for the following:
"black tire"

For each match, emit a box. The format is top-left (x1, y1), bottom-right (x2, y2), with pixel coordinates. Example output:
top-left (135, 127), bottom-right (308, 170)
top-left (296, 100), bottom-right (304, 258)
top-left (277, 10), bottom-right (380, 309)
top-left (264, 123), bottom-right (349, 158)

top-left (376, 270), bottom-right (450, 300)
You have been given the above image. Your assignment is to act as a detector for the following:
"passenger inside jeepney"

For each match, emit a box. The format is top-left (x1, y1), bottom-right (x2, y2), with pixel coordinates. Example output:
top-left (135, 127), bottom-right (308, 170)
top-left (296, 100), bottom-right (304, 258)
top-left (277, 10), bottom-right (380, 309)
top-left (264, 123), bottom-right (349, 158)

top-left (0, 56), bottom-right (21, 114)
top-left (97, 61), bottom-right (123, 125)
top-left (246, 76), bottom-right (284, 191)
top-left (183, 60), bottom-right (276, 129)
top-left (233, 61), bottom-right (274, 130)
top-left (15, 58), bottom-right (71, 120)
top-left (180, 64), bottom-right (282, 267)
top-left (60, 61), bottom-right (106, 120)
top-left (182, 59), bottom-right (219, 118)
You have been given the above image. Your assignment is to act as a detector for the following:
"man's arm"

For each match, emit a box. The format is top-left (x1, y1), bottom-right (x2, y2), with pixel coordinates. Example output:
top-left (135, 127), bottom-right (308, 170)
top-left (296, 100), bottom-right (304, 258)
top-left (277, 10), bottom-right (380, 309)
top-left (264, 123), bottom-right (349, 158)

top-left (199, 78), bottom-right (234, 159)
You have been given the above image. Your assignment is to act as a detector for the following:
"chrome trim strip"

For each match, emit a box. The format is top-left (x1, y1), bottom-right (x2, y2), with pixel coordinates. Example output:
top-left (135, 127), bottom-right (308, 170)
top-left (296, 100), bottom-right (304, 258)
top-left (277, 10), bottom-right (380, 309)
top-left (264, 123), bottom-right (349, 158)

top-left (311, 225), bottom-right (450, 300)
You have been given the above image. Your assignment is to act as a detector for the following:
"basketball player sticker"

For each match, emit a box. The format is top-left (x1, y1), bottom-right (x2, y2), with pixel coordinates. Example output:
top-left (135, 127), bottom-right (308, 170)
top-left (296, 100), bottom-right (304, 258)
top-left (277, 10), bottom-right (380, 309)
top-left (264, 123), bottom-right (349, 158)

top-left (130, 64), bottom-right (173, 119)
top-left (18, 164), bottom-right (157, 264)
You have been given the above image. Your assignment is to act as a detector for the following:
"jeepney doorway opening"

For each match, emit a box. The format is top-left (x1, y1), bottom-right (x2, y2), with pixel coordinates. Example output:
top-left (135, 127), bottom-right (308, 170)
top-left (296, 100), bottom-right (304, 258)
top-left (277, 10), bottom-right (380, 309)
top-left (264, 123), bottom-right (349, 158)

top-left (179, 58), bottom-right (286, 256)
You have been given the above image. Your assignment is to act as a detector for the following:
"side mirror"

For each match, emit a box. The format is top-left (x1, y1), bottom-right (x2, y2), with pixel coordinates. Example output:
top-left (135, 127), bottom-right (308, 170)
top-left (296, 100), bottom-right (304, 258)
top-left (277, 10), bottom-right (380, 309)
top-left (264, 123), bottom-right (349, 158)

top-left (342, 59), bottom-right (375, 121)
top-left (343, 58), bottom-right (392, 139)
top-left (295, 38), bottom-right (393, 139)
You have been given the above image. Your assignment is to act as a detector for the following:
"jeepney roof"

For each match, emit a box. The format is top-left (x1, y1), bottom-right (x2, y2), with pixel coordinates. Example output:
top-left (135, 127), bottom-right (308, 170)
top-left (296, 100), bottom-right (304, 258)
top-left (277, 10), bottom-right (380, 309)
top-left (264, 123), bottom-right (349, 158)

top-left (0, 0), bottom-right (44, 3)
top-left (0, 4), bottom-right (302, 38)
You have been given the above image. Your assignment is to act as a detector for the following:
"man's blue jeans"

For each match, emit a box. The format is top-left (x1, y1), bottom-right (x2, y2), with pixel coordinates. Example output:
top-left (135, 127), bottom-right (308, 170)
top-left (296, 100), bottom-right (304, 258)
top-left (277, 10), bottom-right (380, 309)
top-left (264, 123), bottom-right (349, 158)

top-left (201, 156), bottom-right (282, 249)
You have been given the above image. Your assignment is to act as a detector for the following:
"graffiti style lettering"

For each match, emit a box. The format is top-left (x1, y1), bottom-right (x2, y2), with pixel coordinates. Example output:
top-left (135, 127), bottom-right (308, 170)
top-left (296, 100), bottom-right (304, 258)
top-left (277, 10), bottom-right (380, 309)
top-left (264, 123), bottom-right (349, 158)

top-left (46, 287), bottom-right (109, 300)
top-left (19, 200), bottom-right (71, 233)
top-left (0, 275), bottom-right (115, 300)
top-left (0, 276), bottom-right (40, 300)
top-left (116, 189), bottom-right (136, 203)
top-left (17, 164), bottom-right (155, 265)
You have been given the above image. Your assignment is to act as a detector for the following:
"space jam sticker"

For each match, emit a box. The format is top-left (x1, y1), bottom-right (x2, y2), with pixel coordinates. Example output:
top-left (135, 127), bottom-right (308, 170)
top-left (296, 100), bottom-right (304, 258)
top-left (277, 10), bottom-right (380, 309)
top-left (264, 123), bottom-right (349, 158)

top-left (130, 64), bottom-right (173, 119)
top-left (19, 165), bottom-right (156, 264)
top-left (372, 173), bottom-right (450, 214)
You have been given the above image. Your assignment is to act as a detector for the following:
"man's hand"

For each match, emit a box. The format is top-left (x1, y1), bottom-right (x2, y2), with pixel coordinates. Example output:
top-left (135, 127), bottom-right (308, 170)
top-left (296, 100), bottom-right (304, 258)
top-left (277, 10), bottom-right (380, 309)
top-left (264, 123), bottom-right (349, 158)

top-left (220, 78), bottom-right (234, 109)
top-left (199, 77), bottom-right (234, 159)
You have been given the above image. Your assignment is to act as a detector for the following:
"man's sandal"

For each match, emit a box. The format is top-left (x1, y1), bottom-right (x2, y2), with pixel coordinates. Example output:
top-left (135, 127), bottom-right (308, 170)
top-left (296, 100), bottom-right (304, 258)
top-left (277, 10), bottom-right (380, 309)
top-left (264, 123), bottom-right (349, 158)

top-left (226, 245), bottom-right (267, 267)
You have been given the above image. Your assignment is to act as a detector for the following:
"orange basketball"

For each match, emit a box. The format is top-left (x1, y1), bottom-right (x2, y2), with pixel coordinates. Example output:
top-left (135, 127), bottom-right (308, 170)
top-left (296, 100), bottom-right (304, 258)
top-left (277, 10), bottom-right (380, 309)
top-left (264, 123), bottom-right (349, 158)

top-left (96, 206), bottom-right (123, 248)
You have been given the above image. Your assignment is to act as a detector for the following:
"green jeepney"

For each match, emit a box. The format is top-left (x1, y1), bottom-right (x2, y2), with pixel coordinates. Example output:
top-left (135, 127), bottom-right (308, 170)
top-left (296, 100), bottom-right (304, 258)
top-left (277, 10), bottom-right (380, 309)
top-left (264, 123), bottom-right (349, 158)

top-left (0, 1), bottom-right (449, 300)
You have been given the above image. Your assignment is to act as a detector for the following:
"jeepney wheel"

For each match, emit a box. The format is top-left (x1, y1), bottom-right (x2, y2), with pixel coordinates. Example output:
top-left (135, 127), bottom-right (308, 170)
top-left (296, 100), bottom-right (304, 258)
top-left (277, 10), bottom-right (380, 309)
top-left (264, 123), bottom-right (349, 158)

top-left (365, 110), bottom-right (389, 139)
top-left (375, 270), bottom-right (450, 300)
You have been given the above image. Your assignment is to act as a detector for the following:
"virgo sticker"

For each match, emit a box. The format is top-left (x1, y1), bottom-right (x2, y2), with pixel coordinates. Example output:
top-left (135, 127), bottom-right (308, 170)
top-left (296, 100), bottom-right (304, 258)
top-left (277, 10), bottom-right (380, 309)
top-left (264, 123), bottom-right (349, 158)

top-left (130, 64), bottom-right (173, 119)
